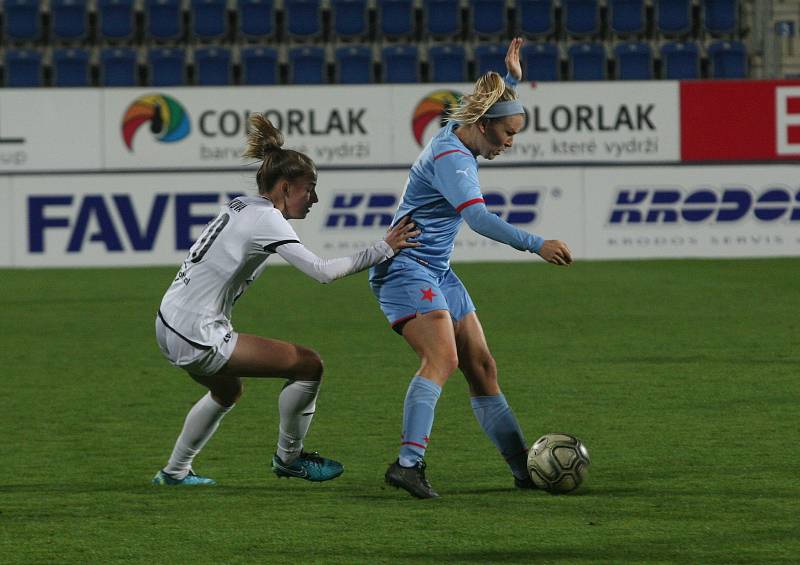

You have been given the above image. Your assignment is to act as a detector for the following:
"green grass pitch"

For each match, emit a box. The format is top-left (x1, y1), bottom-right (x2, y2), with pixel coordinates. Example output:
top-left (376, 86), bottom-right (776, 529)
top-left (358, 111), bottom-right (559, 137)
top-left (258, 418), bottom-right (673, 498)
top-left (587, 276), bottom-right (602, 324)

top-left (1, 258), bottom-right (799, 564)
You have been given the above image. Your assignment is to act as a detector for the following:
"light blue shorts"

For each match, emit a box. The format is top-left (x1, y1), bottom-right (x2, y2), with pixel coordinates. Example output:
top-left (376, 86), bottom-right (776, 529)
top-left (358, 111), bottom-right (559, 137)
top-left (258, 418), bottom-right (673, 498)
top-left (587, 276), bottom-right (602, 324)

top-left (369, 255), bottom-right (476, 333)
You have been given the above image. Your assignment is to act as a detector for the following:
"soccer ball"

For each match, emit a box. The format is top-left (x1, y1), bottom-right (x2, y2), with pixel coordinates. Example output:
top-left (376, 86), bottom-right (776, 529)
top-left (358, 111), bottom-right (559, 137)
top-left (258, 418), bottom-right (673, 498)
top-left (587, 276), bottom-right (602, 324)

top-left (527, 433), bottom-right (590, 494)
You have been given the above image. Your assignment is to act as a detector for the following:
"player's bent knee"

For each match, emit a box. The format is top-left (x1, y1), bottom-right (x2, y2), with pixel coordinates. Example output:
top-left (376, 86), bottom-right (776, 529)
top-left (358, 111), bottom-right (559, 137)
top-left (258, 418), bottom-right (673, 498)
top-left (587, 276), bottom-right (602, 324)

top-left (296, 347), bottom-right (324, 381)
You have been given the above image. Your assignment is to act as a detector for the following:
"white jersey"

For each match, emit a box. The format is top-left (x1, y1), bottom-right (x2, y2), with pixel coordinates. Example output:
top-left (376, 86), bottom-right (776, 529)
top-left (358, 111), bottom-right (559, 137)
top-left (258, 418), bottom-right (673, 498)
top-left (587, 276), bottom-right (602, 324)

top-left (159, 195), bottom-right (394, 347)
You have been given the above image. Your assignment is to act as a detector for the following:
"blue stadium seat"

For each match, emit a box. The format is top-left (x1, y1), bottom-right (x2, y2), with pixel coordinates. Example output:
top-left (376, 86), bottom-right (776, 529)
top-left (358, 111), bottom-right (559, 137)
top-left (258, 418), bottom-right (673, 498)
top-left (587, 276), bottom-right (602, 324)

top-left (4, 48), bottom-right (43, 86)
top-left (145, 0), bottom-right (184, 41)
top-left (99, 46), bottom-right (138, 86)
top-left (52, 47), bottom-right (91, 86)
top-left (522, 42), bottom-right (560, 81)
top-left (237, 0), bottom-right (275, 39)
top-left (563, 0), bottom-right (600, 36)
top-left (289, 45), bottom-right (327, 84)
top-left (377, 0), bottom-right (415, 38)
top-left (516, 0), bottom-right (554, 37)
top-left (240, 46), bottom-right (279, 84)
top-left (147, 46), bottom-right (187, 85)
top-left (470, 0), bottom-right (507, 37)
top-left (660, 40), bottom-right (700, 78)
top-left (707, 39), bottom-right (746, 78)
top-left (428, 43), bottom-right (467, 82)
top-left (613, 41), bottom-right (653, 79)
top-left (50, 0), bottom-right (89, 42)
top-left (381, 44), bottom-right (419, 83)
top-left (608, 0), bottom-right (645, 36)
top-left (335, 45), bottom-right (373, 83)
top-left (423, 0), bottom-right (462, 37)
top-left (567, 41), bottom-right (606, 80)
top-left (332, 0), bottom-right (369, 39)
top-left (3, 0), bottom-right (42, 42)
top-left (97, 0), bottom-right (135, 41)
top-left (191, 0), bottom-right (229, 41)
top-left (703, 0), bottom-right (738, 35)
top-left (474, 42), bottom-right (508, 76)
top-left (285, 0), bottom-right (322, 39)
top-left (194, 46), bottom-right (232, 85)
top-left (656, 0), bottom-right (692, 36)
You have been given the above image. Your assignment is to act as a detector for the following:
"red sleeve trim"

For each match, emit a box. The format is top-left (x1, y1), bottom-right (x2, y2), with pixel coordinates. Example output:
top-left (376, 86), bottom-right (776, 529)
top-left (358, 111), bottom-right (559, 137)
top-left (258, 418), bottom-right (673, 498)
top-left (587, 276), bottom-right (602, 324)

top-left (455, 198), bottom-right (485, 213)
top-left (434, 149), bottom-right (470, 160)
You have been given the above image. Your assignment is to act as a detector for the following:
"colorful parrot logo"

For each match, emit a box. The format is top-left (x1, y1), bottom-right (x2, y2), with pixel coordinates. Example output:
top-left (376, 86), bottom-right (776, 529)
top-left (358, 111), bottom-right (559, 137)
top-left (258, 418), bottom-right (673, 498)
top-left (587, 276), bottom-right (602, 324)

top-left (122, 94), bottom-right (190, 151)
top-left (411, 90), bottom-right (462, 146)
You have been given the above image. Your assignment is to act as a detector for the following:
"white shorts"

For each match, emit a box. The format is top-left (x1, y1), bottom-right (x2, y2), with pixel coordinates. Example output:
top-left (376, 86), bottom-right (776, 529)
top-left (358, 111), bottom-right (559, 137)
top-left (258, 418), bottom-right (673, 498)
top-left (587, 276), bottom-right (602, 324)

top-left (155, 313), bottom-right (239, 377)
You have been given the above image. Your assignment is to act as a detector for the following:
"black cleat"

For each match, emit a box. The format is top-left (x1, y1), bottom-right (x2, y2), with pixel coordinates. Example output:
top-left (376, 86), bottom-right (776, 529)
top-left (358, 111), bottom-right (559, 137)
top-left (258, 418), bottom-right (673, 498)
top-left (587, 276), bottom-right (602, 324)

top-left (385, 459), bottom-right (439, 499)
top-left (514, 475), bottom-right (539, 490)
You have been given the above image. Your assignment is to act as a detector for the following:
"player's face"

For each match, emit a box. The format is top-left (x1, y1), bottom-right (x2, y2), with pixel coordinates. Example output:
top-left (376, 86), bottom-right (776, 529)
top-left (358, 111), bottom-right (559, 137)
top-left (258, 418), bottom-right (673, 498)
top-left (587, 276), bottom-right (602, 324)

top-left (480, 114), bottom-right (525, 160)
top-left (285, 176), bottom-right (319, 219)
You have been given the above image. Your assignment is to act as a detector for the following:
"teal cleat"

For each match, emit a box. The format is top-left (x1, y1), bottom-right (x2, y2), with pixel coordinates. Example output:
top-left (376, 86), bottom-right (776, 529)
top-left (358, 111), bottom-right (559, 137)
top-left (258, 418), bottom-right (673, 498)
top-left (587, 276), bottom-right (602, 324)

top-left (271, 451), bottom-right (344, 482)
top-left (152, 469), bottom-right (217, 486)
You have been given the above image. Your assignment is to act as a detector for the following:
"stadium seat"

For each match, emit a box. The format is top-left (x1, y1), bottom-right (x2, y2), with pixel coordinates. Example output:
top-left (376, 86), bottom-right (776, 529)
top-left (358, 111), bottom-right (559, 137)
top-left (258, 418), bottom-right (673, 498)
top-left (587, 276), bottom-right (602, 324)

top-left (381, 44), bottom-right (419, 83)
top-left (50, 0), bottom-right (89, 42)
top-left (474, 42), bottom-right (508, 76)
top-left (702, 0), bottom-right (738, 35)
top-left (428, 43), bottom-right (467, 82)
top-left (655, 0), bottom-right (692, 36)
top-left (707, 39), bottom-right (747, 78)
top-left (331, 0), bottom-right (369, 39)
top-left (240, 46), bottom-right (279, 84)
top-left (194, 46), bottom-right (233, 85)
top-left (191, 0), bottom-right (229, 41)
top-left (335, 44), bottom-right (374, 83)
top-left (608, 0), bottom-right (645, 36)
top-left (99, 46), bottom-right (139, 86)
top-left (660, 40), bottom-right (700, 78)
top-left (97, 0), bottom-right (136, 41)
top-left (567, 41), bottom-right (607, 80)
top-left (522, 42), bottom-right (560, 81)
top-left (145, 0), bottom-right (184, 41)
top-left (285, 0), bottom-right (323, 39)
top-left (516, 0), bottom-right (554, 38)
top-left (563, 0), bottom-right (600, 36)
top-left (470, 0), bottom-right (507, 37)
top-left (147, 46), bottom-right (187, 85)
top-left (3, 0), bottom-right (42, 42)
top-left (289, 45), bottom-right (327, 84)
top-left (52, 47), bottom-right (92, 87)
top-left (423, 0), bottom-right (462, 38)
top-left (237, 0), bottom-right (275, 39)
top-left (377, 0), bottom-right (415, 38)
top-left (3, 48), bottom-right (43, 86)
top-left (613, 41), bottom-right (653, 79)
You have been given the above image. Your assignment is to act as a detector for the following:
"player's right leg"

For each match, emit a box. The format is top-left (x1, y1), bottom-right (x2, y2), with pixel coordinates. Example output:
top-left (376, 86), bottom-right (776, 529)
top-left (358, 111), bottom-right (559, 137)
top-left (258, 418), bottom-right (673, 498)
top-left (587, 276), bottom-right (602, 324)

top-left (217, 334), bottom-right (343, 482)
top-left (383, 311), bottom-right (459, 499)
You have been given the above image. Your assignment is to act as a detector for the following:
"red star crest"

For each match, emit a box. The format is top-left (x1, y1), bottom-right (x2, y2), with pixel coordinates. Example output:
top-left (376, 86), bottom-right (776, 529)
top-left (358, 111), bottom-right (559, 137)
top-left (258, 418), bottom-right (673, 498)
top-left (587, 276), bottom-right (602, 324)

top-left (420, 287), bottom-right (437, 302)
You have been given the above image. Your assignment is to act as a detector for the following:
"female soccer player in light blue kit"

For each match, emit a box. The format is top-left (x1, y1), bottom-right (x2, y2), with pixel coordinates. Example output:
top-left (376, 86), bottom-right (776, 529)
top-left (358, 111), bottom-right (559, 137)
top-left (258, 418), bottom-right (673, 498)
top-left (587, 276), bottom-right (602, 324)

top-left (370, 38), bottom-right (573, 498)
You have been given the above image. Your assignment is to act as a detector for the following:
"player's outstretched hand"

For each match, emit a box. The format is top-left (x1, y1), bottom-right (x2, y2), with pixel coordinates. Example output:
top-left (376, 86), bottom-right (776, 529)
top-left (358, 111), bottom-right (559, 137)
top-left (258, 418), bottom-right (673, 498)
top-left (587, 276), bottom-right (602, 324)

top-left (537, 240), bottom-right (573, 266)
top-left (385, 216), bottom-right (421, 252)
top-left (505, 37), bottom-right (524, 82)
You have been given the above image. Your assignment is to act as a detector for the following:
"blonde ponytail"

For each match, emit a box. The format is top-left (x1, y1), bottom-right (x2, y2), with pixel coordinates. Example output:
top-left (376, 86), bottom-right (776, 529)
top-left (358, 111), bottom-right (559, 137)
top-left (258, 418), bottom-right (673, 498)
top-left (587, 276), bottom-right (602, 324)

top-left (243, 113), bottom-right (284, 160)
top-left (448, 72), bottom-right (518, 124)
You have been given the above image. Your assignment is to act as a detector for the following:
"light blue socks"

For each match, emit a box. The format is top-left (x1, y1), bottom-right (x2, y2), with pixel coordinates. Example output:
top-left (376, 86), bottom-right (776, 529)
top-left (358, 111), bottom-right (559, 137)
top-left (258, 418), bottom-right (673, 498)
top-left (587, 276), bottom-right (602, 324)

top-left (471, 394), bottom-right (529, 480)
top-left (398, 375), bottom-right (442, 467)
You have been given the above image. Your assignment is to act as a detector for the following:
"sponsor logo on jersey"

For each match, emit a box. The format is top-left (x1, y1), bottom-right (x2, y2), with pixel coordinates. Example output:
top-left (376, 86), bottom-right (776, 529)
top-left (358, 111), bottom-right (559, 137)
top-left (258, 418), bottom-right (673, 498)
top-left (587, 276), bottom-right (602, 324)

top-left (608, 187), bottom-right (800, 224)
top-left (122, 94), bottom-right (191, 151)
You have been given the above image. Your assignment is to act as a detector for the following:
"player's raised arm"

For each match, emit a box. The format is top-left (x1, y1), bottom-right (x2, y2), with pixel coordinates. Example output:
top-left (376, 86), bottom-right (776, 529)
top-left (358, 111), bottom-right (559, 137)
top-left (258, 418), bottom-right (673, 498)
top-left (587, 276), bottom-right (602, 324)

top-left (505, 37), bottom-right (524, 82)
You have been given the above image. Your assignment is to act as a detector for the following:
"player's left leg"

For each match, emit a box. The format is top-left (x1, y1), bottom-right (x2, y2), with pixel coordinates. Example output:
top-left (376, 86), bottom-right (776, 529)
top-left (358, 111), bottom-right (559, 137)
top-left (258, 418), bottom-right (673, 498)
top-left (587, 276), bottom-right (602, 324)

top-left (454, 312), bottom-right (532, 487)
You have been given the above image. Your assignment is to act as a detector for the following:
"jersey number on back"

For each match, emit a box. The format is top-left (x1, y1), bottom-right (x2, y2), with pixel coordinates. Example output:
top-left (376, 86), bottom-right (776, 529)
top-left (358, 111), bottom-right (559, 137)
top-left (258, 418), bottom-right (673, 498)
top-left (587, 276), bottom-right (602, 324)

top-left (188, 213), bottom-right (230, 263)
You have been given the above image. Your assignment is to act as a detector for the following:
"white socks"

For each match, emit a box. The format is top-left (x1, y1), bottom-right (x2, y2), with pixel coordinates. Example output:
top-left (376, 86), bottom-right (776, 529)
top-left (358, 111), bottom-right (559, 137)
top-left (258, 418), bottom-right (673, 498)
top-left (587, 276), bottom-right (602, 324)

top-left (276, 379), bottom-right (321, 464)
top-left (163, 392), bottom-right (233, 479)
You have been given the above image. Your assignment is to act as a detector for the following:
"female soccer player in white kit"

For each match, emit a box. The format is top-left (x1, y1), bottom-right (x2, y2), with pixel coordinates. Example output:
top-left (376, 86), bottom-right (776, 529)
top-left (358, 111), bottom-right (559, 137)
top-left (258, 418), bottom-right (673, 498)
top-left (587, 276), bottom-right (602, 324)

top-left (152, 114), bottom-right (419, 485)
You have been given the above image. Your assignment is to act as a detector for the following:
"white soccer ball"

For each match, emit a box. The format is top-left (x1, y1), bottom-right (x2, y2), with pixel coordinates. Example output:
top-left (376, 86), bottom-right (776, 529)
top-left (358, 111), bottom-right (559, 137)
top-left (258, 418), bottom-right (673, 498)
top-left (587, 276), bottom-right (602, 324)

top-left (527, 433), bottom-right (591, 494)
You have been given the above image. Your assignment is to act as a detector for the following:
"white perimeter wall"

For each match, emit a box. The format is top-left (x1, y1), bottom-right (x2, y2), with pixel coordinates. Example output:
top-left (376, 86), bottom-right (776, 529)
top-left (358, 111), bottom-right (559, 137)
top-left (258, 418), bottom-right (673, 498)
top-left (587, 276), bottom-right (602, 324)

top-left (5, 164), bottom-right (799, 267)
